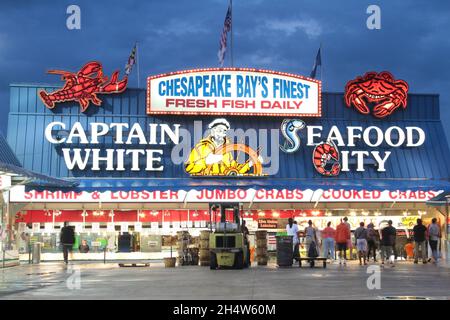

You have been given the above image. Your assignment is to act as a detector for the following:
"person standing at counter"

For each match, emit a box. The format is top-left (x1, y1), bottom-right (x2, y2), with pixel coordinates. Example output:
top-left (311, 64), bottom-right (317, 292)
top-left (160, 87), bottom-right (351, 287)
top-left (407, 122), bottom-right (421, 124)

top-left (380, 220), bottom-right (397, 267)
top-left (304, 220), bottom-right (318, 253)
top-left (413, 219), bottom-right (427, 264)
top-left (343, 217), bottom-right (353, 260)
top-left (60, 222), bottom-right (75, 264)
top-left (321, 222), bottom-right (336, 261)
top-left (354, 222), bottom-right (368, 266)
top-left (366, 223), bottom-right (378, 262)
top-left (335, 219), bottom-right (350, 265)
top-left (286, 218), bottom-right (299, 261)
top-left (427, 218), bottom-right (441, 264)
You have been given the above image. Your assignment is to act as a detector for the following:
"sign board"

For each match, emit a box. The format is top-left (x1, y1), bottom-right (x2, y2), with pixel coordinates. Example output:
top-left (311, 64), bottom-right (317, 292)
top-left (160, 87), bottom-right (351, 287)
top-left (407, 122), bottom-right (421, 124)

top-left (151, 222), bottom-right (159, 229)
top-left (120, 222), bottom-right (129, 233)
top-left (32, 223), bottom-right (40, 233)
top-left (258, 218), bottom-right (279, 229)
top-left (134, 222), bottom-right (142, 232)
top-left (0, 175), bottom-right (11, 190)
top-left (172, 221), bottom-right (181, 229)
top-left (91, 222), bottom-right (100, 233)
top-left (74, 223), bottom-right (83, 233)
top-left (147, 68), bottom-right (321, 117)
top-left (10, 186), bottom-right (442, 203)
top-left (44, 223), bottom-right (54, 233)
top-left (107, 222), bottom-right (115, 232)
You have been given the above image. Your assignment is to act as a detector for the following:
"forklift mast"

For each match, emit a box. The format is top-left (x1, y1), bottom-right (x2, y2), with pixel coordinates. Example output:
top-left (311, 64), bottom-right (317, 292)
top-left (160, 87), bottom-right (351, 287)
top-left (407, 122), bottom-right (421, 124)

top-left (209, 203), bottom-right (241, 227)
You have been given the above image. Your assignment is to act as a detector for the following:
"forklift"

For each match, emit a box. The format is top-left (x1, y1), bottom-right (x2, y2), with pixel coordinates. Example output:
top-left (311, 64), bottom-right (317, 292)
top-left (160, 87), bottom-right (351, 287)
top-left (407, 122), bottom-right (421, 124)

top-left (209, 203), bottom-right (250, 270)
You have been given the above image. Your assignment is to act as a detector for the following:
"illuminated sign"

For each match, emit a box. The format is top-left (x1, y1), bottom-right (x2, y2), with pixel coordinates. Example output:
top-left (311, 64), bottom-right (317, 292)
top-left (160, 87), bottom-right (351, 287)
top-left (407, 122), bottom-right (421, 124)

top-left (147, 68), bottom-right (321, 117)
top-left (185, 118), bottom-right (265, 176)
top-left (10, 186), bottom-right (442, 203)
top-left (39, 61), bottom-right (128, 112)
top-left (344, 71), bottom-right (408, 118)
top-left (280, 119), bottom-right (305, 153)
top-left (45, 121), bottom-right (180, 172)
top-left (279, 120), bottom-right (426, 175)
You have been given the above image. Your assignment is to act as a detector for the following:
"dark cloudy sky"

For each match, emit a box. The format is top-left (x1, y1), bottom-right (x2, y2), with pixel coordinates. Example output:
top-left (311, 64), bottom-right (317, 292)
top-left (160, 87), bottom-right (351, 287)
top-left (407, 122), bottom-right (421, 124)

top-left (0, 0), bottom-right (449, 141)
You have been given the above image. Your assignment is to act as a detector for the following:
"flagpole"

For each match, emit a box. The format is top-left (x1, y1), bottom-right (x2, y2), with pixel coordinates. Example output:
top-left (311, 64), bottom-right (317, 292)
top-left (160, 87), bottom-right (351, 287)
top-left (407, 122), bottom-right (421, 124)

top-left (136, 41), bottom-right (141, 89)
top-left (320, 42), bottom-right (323, 85)
top-left (230, 0), bottom-right (234, 67)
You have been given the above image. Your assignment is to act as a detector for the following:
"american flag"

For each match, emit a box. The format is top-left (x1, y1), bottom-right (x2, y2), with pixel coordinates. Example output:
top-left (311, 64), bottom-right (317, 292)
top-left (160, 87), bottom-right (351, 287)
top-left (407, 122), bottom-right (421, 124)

top-left (218, 3), bottom-right (232, 67)
top-left (125, 44), bottom-right (137, 75)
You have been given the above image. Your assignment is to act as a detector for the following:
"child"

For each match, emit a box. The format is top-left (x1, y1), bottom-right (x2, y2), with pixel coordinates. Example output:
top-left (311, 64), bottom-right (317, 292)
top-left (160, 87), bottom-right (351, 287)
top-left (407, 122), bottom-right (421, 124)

top-left (404, 239), bottom-right (415, 261)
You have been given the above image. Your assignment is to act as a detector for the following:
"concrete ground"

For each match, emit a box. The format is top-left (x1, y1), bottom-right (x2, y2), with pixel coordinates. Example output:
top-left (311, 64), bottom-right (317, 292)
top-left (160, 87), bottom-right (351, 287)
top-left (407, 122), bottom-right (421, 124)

top-left (0, 260), bottom-right (449, 300)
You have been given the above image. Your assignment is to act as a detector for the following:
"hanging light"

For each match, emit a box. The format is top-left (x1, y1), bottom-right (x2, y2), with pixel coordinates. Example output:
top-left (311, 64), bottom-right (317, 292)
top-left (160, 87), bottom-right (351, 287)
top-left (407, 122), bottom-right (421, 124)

top-left (374, 211), bottom-right (381, 216)
top-left (402, 211), bottom-right (408, 217)
top-left (258, 211), bottom-right (265, 217)
top-left (350, 211), bottom-right (356, 217)
top-left (272, 211), bottom-right (280, 218)
top-left (150, 210), bottom-right (159, 216)
top-left (311, 210), bottom-right (320, 216)
top-left (362, 211), bottom-right (369, 216)
top-left (93, 210), bottom-right (104, 216)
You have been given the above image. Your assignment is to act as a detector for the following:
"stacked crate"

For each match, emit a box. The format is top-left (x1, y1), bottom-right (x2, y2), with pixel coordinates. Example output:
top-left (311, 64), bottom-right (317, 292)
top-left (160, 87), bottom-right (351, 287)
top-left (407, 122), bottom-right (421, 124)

top-left (176, 231), bottom-right (191, 266)
top-left (255, 230), bottom-right (268, 265)
top-left (199, 230), bottom-right (211, 266)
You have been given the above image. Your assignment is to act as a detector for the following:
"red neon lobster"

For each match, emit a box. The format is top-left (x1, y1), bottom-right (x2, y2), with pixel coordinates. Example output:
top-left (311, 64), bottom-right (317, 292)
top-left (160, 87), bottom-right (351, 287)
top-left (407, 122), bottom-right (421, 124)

top-left (38, 61), bottom-right (128, 112)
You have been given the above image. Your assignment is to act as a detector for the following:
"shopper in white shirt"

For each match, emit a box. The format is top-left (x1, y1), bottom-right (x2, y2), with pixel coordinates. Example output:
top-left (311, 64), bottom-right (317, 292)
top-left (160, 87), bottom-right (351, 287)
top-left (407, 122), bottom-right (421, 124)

top-left (286, 218), bottom-right (299, 260)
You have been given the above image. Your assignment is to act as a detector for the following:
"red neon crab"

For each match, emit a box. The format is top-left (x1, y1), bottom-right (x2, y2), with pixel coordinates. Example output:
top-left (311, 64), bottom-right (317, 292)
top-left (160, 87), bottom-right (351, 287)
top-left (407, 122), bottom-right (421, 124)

top-left (38, 61), bottom-right (128, 112)
top-left (344, 71), bottom-right (409, 118)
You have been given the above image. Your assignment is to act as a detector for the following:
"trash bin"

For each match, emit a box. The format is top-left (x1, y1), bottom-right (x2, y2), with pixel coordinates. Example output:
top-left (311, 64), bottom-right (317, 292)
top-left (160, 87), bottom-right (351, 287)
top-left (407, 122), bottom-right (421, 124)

top-left (32, 242), bottom-right (41, 264)
top-left (276, 235), bottom-right (293, 267)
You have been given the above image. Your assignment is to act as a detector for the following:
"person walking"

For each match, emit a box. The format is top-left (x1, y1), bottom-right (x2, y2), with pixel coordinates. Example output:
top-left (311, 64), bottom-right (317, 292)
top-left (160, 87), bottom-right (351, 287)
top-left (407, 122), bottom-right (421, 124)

top-left (304, 220), bottom-right (318, 253)
top-left (343, 217), bottom-right (353, 260)
top-left (354, 222), bottom-right (368, 265)
top-left (427, 218), bottom-right (441, 264)
top-left (366, 223), bottom-right (378, 262)
top-left (60, 222), bottom-right (75, 264)
top-left (412, 218), bottom-right (427, 264)
top-left (286, 218), bottom-right (299, 261)
top-left (335, 219), bottom-right (350, 265)
top-left (380, 220), bottom-right (397, 267)
top-left (321, 222), bottom-right (336, 262)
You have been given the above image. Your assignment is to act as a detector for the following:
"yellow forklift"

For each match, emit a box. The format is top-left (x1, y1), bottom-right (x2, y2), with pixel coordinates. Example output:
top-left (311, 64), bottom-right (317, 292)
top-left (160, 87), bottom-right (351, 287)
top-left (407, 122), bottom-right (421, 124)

top-left (209, 203), bottom-right (250, 270)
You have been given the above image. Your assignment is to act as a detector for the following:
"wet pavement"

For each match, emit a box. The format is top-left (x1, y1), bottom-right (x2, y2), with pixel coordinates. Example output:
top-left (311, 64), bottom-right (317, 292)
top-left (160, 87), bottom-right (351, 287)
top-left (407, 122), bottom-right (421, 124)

top-left (0, 260), bottom-right (449, 300)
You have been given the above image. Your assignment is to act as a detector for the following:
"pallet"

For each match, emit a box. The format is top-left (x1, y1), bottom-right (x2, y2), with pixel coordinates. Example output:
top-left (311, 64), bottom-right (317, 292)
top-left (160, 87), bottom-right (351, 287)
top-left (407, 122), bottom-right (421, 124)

top-left (298, 257), bottom-right (327, 268)
top-left (118, 262), bottom-right (150, 267)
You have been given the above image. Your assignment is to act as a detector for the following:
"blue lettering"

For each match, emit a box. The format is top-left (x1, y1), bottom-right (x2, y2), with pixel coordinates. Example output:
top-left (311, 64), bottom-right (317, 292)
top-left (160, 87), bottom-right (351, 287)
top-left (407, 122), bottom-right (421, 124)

top-left (236, 75), bottom-right (244, 97)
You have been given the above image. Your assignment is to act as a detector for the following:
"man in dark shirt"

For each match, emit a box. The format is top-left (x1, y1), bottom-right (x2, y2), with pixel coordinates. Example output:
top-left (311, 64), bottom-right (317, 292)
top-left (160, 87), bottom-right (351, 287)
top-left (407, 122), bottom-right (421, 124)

top-left (60, 222), bottom-right (75, 264)
top-left (380, 220), bottom-right (397, 267)
top-left (413, 219), bottom-right (427, 264)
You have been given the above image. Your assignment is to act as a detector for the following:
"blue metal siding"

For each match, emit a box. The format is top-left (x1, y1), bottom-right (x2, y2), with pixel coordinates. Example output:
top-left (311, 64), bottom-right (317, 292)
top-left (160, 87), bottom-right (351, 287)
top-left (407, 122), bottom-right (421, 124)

top-left (6, 84), bottom-right (450, 181)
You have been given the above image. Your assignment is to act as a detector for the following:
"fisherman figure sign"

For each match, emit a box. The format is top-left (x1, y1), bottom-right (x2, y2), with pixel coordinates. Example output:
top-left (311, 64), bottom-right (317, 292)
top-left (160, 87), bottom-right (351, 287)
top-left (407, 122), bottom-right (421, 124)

top-left (185, 119), bottom-right (264, 176)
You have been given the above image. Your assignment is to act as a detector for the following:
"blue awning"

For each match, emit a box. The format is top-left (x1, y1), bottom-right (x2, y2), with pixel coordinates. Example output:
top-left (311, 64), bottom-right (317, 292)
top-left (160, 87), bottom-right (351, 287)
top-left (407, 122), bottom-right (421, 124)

top-left (426, 191), bottom-right (450, 206)
top-left (0, 162), bottom-right (78, 189)
top-left (25, 177), bottom-right (450, 193)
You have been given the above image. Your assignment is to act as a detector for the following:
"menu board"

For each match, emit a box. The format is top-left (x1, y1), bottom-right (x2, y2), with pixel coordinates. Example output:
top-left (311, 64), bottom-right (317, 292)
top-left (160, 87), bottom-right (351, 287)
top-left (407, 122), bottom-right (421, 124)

top-left (258, 219), bottom-right (278, 229)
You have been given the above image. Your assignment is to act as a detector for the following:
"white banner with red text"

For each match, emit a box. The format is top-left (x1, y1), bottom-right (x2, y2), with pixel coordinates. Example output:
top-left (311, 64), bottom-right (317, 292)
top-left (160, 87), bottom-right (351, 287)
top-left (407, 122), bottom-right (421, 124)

top-left (9, 186), bottom-right (443, 203)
